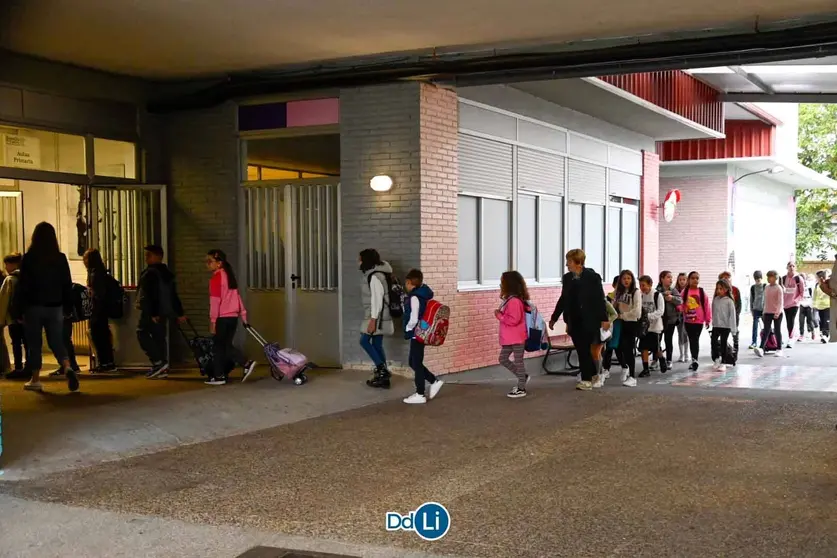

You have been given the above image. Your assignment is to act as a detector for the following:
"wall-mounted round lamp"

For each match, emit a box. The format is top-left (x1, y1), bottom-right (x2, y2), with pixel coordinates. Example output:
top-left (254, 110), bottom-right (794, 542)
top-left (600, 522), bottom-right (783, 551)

top-left (370, 174), bottom-right (393, 192)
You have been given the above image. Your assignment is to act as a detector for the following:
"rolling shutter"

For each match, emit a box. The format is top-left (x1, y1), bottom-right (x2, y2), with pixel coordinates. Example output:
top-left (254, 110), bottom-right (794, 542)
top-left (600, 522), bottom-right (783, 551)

top-left (608, 169), bottom-right (641, 199)
top-left (459, 133), bottom-right (513, 198)
top-left (568, 159), bottom-right (606, 204)
top-left (517, 147), bottom-right (565, 196)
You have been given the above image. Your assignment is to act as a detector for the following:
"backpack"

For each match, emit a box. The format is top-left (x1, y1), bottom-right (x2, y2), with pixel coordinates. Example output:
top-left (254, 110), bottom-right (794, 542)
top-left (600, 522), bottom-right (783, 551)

top-left (368, 272), bottom-right (404, 319)
top-left (414, 299), bottom-right (450, 346)
top-left (524, 301), bottom-right (548, 353)
top-left (104, 274), bottom-right (126, 320)
top-left (69, 283), bottom-right (92, 323)
top-left (762, 330), bottom-right (779, 352)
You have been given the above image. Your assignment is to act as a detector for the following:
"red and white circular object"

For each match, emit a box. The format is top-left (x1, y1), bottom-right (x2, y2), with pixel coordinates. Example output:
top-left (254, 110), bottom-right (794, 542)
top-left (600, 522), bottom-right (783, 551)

top-left (663, 189), bottom-right (681, 223)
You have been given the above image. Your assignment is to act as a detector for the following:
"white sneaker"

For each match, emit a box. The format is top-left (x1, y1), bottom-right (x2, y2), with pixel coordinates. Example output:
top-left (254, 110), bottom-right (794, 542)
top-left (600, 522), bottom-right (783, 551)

top-left (774, 350), bottom-right (785, 358)
top-left (592, 376), bottom-right (604, 388)
top-left (712, 359), bottom-right (725, 372)
top-left (242, 360), bottom-right (257, 383)
top-left (754, 348), bottom-right (764, 358)
top-left (602, 369), bottom-right (611, 380)
top-left (428, 380), bottom-right (444, 400)
top-left (621, 368), bottom-right (630, 383)
top-left (623, 376), bottom-right (637, 387)
top-left (23, 381), bottom-right (43, 392)
top-left (204, 378), bottom-right (226, 386)
top-left (403, 393), bottom-right (427, 404)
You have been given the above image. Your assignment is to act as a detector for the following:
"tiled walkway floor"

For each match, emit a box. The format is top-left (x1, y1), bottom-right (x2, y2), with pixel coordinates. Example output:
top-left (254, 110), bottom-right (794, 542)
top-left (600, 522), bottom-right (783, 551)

top-left (653, 364), bottom-right (837, 392)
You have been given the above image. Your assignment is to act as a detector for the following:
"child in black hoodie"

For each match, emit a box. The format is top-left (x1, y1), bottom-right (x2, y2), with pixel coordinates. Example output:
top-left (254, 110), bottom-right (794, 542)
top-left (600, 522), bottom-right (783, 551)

top-left (137, 244), bottom-right (185, 378)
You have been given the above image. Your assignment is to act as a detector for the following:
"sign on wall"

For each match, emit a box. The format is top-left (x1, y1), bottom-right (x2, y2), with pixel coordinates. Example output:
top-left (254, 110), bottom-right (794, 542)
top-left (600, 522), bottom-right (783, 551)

top-left (2, 134), bottom-right (41, 169)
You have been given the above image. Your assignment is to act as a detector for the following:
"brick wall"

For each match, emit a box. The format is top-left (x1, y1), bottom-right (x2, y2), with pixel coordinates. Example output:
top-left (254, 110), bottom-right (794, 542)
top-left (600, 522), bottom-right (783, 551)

top-left (659, 175), bottom-right (730, 282)
top-left (163, 103), bottom-right (240, 359)
top-left (339, 83), bottom-right (423, 368)
top-left (640, 150), bottom-right (660, 278)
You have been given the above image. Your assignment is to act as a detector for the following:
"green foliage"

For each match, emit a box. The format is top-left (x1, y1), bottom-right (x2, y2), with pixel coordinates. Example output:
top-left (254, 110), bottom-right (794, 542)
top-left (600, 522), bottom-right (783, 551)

top-left (797, 104), bottom-right (837, 261)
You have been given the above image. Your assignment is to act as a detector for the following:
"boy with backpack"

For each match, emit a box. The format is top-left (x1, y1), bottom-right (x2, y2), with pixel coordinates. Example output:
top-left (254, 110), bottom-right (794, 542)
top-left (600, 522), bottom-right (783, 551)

top-left (137, 244), bottom-right (186, 378)
top-left (402, 269), bottom-right (444, 405)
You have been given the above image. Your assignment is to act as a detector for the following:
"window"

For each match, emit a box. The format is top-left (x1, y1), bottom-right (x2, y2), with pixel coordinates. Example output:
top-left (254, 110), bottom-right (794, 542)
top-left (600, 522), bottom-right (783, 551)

top-left (458, 196), bottom-right (479, 283)
top-left (607, 207), bottom-right (621, 281)
top-left (568, 203), bottom-right (583, 250)
top-left (0, 125), bottom-right (85, 174)
top-left (94, 138), bottom-right (137, 178)
top-left (621, 208), bottom-right (639, 275)
top-left (457, 195), bottom-right (511, 286)
top-left (608, 202), bottom-right (640, 277)
top-left (517, 196), bottom-right (537, 280)
top-left (584, 205), bottom-right (605, 274)
top-left (538, 198), bottom-right (564, 281)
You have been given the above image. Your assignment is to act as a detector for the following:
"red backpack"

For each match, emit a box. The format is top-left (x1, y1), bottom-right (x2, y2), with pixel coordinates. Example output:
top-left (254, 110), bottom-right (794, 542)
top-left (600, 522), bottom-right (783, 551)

top-left (414, 299), bottom-right (450, 346)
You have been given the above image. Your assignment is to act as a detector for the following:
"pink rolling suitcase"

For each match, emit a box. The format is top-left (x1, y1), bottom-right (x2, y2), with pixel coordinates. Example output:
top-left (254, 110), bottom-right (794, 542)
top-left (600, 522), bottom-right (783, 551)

top-left (244, 325), bottom-right (309, 385)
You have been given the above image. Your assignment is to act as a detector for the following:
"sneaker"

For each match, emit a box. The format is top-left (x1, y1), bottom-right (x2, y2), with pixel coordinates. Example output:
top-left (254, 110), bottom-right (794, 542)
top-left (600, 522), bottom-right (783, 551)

top-left (664, 361), bottom-right (672, 372)
top-left (650, 361), bottom-right (660, 371)
top-left (623, 376), bottom-right (637, 387)
top-left (428, 380), bottom-right (444, 400)
top-left (797, 336), bottom-right (804, 343)
top-left (48, 367), bottom-right (65, 377)
top-left (822, 338), bottom-right (828, 344)
top-left (689, 360), bottom-right (699, 372)
top-left (785, 343), bottom-right (793, 350)
top-left (147, 362), bottom-right (170, 379)
top-left (576, 381), bottom-right (593, 391)
top-left (638, 369), bottom-right (650, 378)
top-left (66, 368), bottom-right (80, 392)
top-left (754, 348), bottom-right (764, 358)
top-left (712, 360), bottom-right (725, 372)
top-left (23, 381), bottom-right (43, 392)
top-left (748, 344), bottom-right (757, 350)
top-left (204, 378), bottom-right (226, 386)
top-left (91, 363), bottom-right (118, 374)
top-left (678, 355), bottom-right (687, 363)
top-left (5, 369), bottom-right (29, 380)
top-left (774, 350), bottom-right (785, 358)
top-left (602, 369), bottom-right (611, 380)
top-left (621, 368), bottom-right (630, 383)
top-left (403, 393), bottom-right (427, 404)
top-left (592, 376), bottom-right (603, 388)
top-left (507, 387), bottom-right (527, 399)
top-left (242, 360), bottom-right (257, 383)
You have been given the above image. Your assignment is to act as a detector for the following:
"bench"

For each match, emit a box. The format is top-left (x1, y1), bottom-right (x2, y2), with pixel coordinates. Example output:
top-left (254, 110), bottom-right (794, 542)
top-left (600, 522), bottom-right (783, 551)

top-left (542, 332), bottom-right (579, 375)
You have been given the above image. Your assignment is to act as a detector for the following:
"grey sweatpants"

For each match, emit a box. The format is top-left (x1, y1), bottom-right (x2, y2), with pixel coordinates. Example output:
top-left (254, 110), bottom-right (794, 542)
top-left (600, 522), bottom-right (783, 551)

top-left (499, 344), bottom-right (526, 390)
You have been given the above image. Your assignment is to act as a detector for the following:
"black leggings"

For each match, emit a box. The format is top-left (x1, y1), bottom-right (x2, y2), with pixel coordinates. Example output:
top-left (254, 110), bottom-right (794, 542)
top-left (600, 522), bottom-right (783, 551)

top-left (819, 309), bottom-right (831, 336)
top-left (618, 321), bottom-right (639, 378)
top-left (784, 306), bottom-right (799, 339)
top-left (663, 323), bottom-right (677, 362)
top-left (685, 323), bottom-right (704, 361)
top-left (213, 317), bottom-right (246, 380)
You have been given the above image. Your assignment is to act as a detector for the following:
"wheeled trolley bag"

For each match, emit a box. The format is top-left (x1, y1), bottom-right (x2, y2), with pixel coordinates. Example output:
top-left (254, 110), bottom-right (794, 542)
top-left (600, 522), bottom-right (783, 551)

top-left (244, 325), bottom-right (310, 385)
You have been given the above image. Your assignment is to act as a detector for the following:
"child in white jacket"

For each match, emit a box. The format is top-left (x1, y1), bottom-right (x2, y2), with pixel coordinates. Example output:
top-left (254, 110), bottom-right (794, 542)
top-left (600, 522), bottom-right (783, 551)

top-left (638, 275), bottom-right (666, 378)
top-left (614, 270), bottom-right (643, 387)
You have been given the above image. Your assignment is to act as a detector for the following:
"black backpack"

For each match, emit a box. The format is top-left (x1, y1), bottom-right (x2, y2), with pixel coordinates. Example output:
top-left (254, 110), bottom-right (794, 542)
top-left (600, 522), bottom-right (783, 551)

top-left (104, 274), bottom-right (126, 319)
top-left (69, 283), bottom-right (92, 323)
top-left (368, 272), bottom-right (404, 319)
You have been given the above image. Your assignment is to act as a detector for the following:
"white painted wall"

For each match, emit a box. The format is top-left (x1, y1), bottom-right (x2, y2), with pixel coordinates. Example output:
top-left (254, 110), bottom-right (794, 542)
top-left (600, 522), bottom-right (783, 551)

top-left (754, 102), bottom-right (799, 162)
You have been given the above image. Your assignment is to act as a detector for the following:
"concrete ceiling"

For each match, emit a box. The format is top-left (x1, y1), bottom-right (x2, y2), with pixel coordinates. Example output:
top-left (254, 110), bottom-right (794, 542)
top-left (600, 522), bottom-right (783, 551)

top-left (2, 0), bottom-right (837, 79)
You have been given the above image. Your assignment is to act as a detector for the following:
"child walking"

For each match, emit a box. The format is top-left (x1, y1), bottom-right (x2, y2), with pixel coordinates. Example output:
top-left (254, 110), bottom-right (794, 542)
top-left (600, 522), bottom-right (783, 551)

top-left (711, 280), bottom-right (738, 371)
top-left (749, 271), bottom-right (765, 349)
top-left (639, 275), bottom-right (666, 377)
top-left (614, 270), bottom-right (642, 387)
top-left (206, 249), bottom-right (256, 385)
top-left (681, 271), bottom-right (711, 371)
top-left (403, 269), bottom-right (444, 404)
top-left (815, 270), bottom-right (831, 344)
top-left (719, 271), bottom-right (742, 358)
top-left (657, 270), bottom-right (683, 370)
top-left (495, 271), bottom-right (530, 398)
top-left (602, 276), bottom-right (625, 377)
top-left (592, 297), bottom-right (618, 388)
top-left (674, 273), bottom-right (690, 362)
top-left (754, 270), bottom-right (785, 358)
top-left (798, 274), bottom-right (817, 342)
top-left (0, 253), bottom-right (26, 377)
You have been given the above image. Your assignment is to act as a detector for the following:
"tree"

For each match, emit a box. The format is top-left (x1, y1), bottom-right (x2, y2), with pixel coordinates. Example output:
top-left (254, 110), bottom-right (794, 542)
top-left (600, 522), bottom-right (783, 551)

top-left (797, 104), bottom-right (837, 261)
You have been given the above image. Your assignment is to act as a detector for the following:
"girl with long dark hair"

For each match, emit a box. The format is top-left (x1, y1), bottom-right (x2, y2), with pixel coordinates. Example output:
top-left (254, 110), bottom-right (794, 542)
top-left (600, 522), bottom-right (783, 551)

top-left (496, 271), bottom-right (530, 398)
top-left (681, 271), bottom-right (711, 371)
top-left (84, 248), bottom-right (117, 372)
top-left (206, 249), bottom-right (255, 385)
top-left (614, 269), bottom-right (642, 387)
top-left (11, 222), bottom-right (79, 392)
top-left (358, 248), bottom-right (395, 388)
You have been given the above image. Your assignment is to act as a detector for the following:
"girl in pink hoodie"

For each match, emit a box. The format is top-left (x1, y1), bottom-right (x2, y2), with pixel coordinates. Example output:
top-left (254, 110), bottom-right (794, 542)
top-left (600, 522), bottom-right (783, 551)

top-left (680, 271), bottom-right (712, 371)
top-left (206, 249), bottom-right (255, 385)
top-left (495, 271), bottom-right (530, 399)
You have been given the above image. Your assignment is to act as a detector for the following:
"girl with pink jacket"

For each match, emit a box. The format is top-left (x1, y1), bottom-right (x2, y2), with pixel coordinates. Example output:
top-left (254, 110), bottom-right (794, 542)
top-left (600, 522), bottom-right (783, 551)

top-left (206, 249), bottom-right (255, 385)
top-left (495, 271), bottom-right (530, 399)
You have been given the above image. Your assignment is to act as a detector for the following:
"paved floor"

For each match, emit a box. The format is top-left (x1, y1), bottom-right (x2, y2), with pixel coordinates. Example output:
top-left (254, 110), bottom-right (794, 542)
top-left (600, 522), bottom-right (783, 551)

top-left (1, 335), bottom-right (836, 558)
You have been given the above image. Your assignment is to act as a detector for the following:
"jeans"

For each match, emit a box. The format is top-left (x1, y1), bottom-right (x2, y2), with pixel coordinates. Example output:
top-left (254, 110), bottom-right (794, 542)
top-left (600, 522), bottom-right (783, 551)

top-left (710, 327), bottom-right (731, 362)
top-left (685, 323), bottom-right (704, 361)
top-left (784, 306), bottom-right (799, 341)
top-left (8, 322), bottom-right (26, 370)
top-left (24, 305), bottom-right (67, 372)
top-left (751, 310), bottom-right (763, 346)
top-left (409, 339), bottom-right (436, 395)
top-left (761, 313), bottom-right (784, 349)
top-left (359, 334), bottom-right (386, 368)
top-left (62, 318), bottom-right (79, 370)
top-left (799, 307), bottom-right (816, 337)
top-left (213, 317), bottom-right (246, 379)
top-left (90, 312), bottom-right (115, 366)
top-left (818, 309), bottom-right (830, 337)
top-left (137, 313), bottom-right (168, 364)
top-left (618, 321), bottom-right (639, 378)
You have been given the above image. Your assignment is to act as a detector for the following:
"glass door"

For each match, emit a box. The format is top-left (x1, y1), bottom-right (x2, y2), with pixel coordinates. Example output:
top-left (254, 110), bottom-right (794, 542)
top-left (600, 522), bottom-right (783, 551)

top-left (0, 191), bottom-right (23, 257)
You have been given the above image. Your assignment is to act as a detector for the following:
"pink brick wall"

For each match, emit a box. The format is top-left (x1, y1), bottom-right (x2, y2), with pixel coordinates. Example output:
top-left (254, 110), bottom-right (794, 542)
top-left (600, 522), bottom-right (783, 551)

top-left (659, 174), bottom-right (731, 282)
top-left (640, 151), bottom-right (660, 278)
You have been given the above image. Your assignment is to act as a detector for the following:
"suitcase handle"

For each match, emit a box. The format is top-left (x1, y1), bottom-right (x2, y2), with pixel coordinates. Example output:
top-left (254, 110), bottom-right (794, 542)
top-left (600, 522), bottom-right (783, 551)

top-left (177, 318), bottom-right (202, 341)
top-left (243, 323), bottom-right (269, 348)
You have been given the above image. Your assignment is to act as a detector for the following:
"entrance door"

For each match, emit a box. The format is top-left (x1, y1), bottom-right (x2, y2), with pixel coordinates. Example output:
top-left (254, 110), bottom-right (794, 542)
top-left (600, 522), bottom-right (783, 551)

top-left (0, 191), bottom-right (23, 257)
top-left (284, 183), bottom-right (341, 366)
top-left (90, 184), bottom-right (167, 369)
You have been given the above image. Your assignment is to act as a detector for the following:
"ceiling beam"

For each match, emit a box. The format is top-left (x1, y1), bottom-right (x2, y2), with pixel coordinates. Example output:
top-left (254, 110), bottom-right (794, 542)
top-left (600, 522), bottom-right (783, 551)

top-left (721, 93), bottom-right (837, 102)
top-left (729, 65), bottom-right (775, 94)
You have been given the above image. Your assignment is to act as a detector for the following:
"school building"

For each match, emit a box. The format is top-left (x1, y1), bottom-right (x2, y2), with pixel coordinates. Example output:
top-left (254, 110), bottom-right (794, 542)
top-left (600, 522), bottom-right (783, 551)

top-left (1, 50), bottom-right (836, 376)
